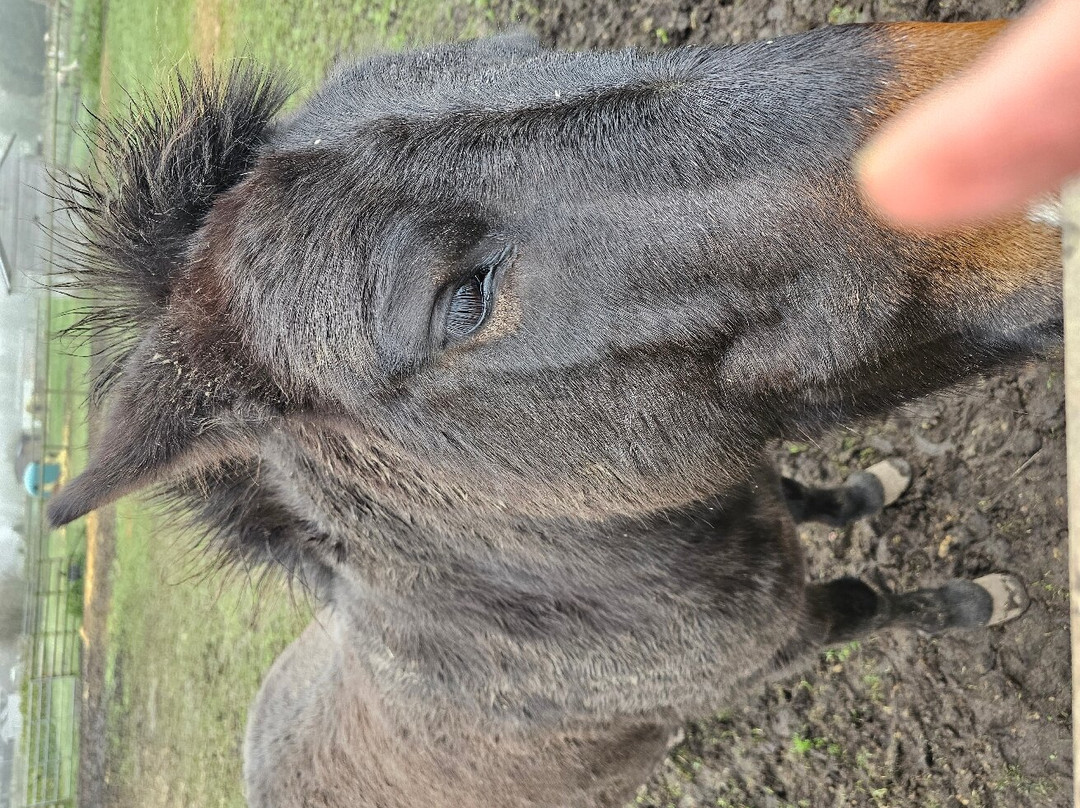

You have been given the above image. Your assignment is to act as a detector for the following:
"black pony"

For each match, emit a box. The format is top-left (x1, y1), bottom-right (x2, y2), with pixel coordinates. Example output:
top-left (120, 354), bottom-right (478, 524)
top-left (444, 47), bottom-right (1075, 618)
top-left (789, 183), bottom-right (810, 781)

top-left (51, 22), bottom-right (1059, 807)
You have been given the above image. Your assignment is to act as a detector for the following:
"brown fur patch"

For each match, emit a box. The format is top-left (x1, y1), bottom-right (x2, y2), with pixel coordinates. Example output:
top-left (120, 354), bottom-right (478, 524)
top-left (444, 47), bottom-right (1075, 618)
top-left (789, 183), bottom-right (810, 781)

top-left (168, 182), bottom-right (291, 414)
top-left (868, 22), bottom-right (1060, 299)
top-left (172, 191), bottom-right (242, 352)
top-left (872, 22), bottom-right (1008, 112)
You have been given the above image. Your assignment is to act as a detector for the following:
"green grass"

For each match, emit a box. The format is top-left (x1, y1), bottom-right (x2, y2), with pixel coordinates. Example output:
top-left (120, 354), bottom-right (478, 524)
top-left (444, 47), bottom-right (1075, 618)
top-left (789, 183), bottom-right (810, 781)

top-left (57, 1), bottom-right (499, 806)
top-left (20, 630), bottom-right (80, 803)
top-left (87, 0), bottom-right (501, 104)
top-left (20, 670), bottom-right (78, 803)
top-left (105, 504), bottom-right (311, 808)
top-left (218, 0), bottom-right (497, 90)
top-left (44, 298), bottom-right (91, 472)
top-left (101, 0), bottom-right (198, 96)
top-left (71, 0), bottom-right (107, 119)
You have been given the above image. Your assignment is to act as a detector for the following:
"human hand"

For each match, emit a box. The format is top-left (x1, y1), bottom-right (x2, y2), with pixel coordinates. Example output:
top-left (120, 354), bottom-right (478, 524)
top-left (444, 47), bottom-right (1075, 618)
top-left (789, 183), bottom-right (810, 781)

top-left (857, 0), bottom-right (1080, 231)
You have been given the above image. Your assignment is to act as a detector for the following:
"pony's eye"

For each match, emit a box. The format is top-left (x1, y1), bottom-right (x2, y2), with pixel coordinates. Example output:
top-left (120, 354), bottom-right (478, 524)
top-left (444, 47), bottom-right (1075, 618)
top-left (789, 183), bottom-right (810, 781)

top-left (446, 266), bottom-right (495, 338)
top-left (444, 247), bottom-right (511, 340)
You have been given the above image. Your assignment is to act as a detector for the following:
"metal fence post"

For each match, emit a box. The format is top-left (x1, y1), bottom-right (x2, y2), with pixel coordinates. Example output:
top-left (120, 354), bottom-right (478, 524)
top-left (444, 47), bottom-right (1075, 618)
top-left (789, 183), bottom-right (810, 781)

top-left (1061, 180), bottom-right (1080, 808)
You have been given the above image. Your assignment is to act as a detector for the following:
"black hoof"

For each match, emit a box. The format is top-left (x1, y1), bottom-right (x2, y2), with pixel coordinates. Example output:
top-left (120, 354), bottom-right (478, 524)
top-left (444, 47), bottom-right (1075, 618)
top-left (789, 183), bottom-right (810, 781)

top-left (937, 574), bottom-right (1028, 630)
top-left (972, 573), bottom-right (1029, 626)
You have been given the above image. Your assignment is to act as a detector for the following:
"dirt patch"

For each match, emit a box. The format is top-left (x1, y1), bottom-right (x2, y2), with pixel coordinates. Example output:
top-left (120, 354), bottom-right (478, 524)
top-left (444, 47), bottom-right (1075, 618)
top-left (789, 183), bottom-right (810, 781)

top-left (78, 341), bottom-right (118, 808)
top-left (78, 504), bottom-right (115, 808)
top-left (193, 0), bottom-right (223, 63)
top-left (640, 363), bottom-right (1070, 808)
top-left (494, 0), bottom-right (1027, 50)
top-left (487, 1), bottom-right (1067, 806)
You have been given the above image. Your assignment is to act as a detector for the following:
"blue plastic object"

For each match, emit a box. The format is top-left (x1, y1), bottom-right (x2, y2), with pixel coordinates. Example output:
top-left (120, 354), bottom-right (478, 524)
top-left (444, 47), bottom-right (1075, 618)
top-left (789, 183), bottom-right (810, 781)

top-left (23, 462), bottom-right (61, 498)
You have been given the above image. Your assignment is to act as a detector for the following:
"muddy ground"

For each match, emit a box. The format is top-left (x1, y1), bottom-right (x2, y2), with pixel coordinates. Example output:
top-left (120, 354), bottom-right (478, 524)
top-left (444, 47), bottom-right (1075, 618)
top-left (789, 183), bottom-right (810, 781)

top-left (488, 1), bottom-right (1067, 806)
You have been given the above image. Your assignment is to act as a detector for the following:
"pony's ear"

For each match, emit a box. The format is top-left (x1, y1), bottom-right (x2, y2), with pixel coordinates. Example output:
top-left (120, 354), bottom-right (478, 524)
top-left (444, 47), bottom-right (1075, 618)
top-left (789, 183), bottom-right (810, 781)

top-left (47, 332), bottom-right (255, 527)
top-left (47, 66), bottom-right (287, 527)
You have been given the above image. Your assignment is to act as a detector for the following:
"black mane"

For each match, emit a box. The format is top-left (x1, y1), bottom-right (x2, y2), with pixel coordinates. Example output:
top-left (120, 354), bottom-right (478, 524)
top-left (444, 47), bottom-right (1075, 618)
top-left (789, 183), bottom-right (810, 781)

top-left (56, 65), bottom-right (290, 400)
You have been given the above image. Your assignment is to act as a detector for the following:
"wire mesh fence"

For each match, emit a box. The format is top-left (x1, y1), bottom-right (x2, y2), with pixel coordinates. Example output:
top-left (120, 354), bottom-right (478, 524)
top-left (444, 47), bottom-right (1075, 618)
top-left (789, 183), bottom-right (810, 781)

top-left (8, 1), bottom-right (93, 807)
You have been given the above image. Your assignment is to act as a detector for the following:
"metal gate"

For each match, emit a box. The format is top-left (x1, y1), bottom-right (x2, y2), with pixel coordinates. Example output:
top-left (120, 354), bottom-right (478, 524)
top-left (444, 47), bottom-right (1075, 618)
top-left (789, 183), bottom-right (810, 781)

top-left (9, 0), bottom-right (93, 804)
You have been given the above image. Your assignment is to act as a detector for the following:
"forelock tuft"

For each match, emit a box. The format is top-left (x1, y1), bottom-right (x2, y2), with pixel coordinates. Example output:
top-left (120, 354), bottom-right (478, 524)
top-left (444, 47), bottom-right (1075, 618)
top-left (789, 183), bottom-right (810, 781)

top-left (54, 64), bottom-right (291, 401)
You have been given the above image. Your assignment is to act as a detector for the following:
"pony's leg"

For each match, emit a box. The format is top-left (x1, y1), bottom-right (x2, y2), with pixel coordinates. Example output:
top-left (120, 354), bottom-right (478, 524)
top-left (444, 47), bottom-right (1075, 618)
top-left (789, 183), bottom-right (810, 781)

top-left (781, 459), bottom-right (911, 526)
top-left (803, 574), bottom-right (1029, 646)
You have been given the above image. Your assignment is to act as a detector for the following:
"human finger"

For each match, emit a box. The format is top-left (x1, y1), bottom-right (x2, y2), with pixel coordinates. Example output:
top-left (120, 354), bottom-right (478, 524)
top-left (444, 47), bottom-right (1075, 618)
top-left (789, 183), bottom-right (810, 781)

top-left (858, 0), bottom-right (1080, 231)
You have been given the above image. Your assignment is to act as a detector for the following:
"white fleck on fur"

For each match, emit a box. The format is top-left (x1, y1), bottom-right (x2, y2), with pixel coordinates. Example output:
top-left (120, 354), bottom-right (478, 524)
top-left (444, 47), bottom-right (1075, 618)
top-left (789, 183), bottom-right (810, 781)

top-left (1026, 196), bottom-right (1062, 228)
